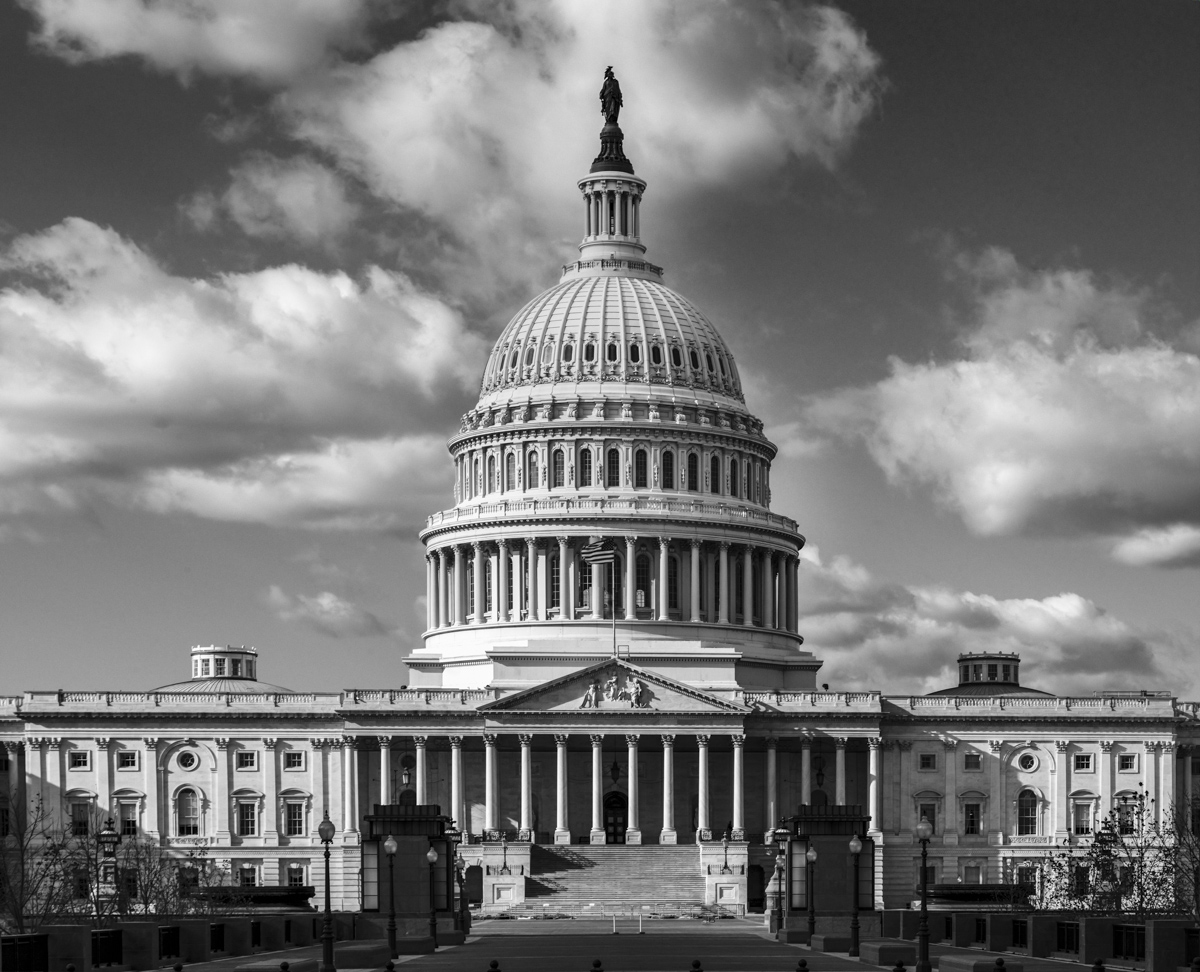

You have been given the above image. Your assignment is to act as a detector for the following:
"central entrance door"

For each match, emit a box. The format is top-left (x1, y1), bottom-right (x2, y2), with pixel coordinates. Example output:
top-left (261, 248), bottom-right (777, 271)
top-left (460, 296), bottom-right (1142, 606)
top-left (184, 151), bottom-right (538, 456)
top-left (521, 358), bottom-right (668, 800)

top-left (603, 791), bottom-right (628, 844)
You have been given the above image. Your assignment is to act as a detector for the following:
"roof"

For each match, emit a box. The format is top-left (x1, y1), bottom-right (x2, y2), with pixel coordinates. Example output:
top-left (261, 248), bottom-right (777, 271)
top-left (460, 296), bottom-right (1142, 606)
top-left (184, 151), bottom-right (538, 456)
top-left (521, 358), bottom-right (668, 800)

top-left (925, 681), bottom-right (1053, 698)
top-left (151, 677), bottom-right (296, 695)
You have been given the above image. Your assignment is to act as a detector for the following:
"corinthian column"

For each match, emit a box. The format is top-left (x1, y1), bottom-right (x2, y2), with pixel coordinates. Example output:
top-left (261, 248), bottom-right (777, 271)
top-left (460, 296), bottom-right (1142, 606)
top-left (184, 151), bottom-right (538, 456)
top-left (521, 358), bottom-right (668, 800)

top-left (731, 734), bottom-right (745, 839)
top-left (472, 541), bottom-right (485, 624)
top-left (718, 543), bottom-right (730, 624)
top-left (625, 734), bottom-right (641, 844)
top-left (741, 545), bottom-right (754, 626)
top-left (658, 537), bottom-right (671, 621)
top-left (689, 540), bottom-right (702, 622)
top-left (590, 734), bottom-right (605, 844)
top-left (498, 539), bottom-right (510, 622)
top-left (624, 536), bottom-right (637, 620)
top-left (661, 735), bottom-right (677, 844)
top-left (519, 734), bottom-right (533, 840)
top-left (554, 734), bottom-right (570, 843)
top-left (697, 734), bottom-right (711, 840)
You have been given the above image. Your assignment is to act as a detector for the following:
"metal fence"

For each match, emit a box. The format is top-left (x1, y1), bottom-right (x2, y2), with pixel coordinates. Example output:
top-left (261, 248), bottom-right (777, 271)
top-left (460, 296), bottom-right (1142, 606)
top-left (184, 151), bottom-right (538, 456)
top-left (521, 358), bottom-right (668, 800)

top-left (90, 928), bottom-right (122, 968)
top-left (1, 933), bottom-right (48, 972)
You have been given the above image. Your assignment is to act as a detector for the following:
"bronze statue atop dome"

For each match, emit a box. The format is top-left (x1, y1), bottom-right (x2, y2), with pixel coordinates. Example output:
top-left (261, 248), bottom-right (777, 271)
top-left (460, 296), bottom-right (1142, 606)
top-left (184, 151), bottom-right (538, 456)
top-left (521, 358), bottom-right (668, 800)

top-left (600, 66), bottom-right (623, 125)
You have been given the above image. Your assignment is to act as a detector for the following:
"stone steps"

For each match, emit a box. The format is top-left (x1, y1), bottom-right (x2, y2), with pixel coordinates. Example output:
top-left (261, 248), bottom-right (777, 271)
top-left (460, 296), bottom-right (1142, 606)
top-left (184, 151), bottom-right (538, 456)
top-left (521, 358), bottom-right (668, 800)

top-left (523, 844), bottom-right (705, 905)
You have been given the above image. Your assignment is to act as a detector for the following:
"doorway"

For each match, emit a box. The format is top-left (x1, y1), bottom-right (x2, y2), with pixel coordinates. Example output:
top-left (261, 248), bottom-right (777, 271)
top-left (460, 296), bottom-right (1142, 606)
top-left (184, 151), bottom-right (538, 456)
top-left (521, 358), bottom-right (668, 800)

top-left (603, 791), bottom-right (627, 844)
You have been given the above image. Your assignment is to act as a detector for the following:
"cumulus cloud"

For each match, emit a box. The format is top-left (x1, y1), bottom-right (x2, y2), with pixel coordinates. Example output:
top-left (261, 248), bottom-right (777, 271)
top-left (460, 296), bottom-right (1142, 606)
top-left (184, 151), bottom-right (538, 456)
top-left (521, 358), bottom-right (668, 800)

top-left (21, 0), bottom-right (375, 84)
top-left (806, 247), bottom-right (1200, 566)
top-left (187, 155), bottom-right (361, 246)
top-left (796, 547), bottom-right (1192, 698)
top-left (264, 584), bottom-right (390, 638)
top-left (0, 217), bottom-right (485, 529)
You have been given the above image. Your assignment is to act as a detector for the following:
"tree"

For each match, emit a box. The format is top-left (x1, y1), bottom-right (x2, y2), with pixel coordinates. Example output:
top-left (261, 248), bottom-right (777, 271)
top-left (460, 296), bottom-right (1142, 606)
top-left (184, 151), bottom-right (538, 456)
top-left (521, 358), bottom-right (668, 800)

top-left (0, 793), bottom-right (76, 933)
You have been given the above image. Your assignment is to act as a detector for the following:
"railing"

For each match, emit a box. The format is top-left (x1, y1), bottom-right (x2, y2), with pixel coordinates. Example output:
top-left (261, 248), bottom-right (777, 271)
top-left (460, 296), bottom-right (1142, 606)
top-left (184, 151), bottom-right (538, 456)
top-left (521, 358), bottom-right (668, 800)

top-left (91, 929), bottom-right (122, 969)
top-left (1113, 924), bottom-right (1146, 962)
top-left (158, 925), bottom-right (180, 961)
top-left (496, 902), bottom-right (723, 920)
top-left (32, 690), bottom-right (339, 709)
top-left (741, 690), bottom-right (881, 708)
top-left (562, 257), bottom-right (665, 277)
top-left (1056, 921), bottom-right (1080, 955)
top-left (210, 922), bottom-right (225, 953)
top-left (343, 688), bottom-right (498, 707)
top-left (424, 496), bottom-right (799, 533)
top-left (1, 934), bottom-right (48, 972)
top-left (901, 695), bottom-right (1163, 712)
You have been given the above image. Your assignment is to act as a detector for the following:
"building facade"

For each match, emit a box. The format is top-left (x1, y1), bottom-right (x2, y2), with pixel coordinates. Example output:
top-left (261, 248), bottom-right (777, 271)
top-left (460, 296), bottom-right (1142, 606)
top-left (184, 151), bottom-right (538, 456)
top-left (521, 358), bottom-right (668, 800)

top-left (2, 100), bottom-right (1198, 916)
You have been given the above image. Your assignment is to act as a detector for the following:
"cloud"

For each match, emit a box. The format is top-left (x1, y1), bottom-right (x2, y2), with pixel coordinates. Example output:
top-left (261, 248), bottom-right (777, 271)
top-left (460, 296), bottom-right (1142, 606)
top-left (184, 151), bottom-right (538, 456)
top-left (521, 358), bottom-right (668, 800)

top-left (806, 247), bottom-right (1200, 566)
top-left (21, 0), bottom-right (376, 84)
top-left (0, 217), bottom-right (486, 530)
top-left (796, 548), bottom-right (1192, 698)
top-left (187, 155), bottom-right (361, 246)
top-left (264, 584), bottom-right (389, 638)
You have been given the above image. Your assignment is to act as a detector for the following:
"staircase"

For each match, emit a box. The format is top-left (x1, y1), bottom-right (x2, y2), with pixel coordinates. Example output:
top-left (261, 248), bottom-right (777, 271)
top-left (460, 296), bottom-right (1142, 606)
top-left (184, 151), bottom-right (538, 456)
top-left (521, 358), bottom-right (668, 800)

top-left (520, 844), bottom-right (706, 912)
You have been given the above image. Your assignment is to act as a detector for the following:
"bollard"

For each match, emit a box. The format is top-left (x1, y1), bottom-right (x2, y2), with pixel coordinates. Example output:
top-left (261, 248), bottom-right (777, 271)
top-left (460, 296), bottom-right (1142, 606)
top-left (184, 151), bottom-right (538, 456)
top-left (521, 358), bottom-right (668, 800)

top-left (995, 961), bottom-right (1005, 971)
top-left (281, 964), bottom-right (289, 972)
top-left (386, 964), bottom-right (395, 972)
top-left (489, 961), bottom-right (501, 972)
top-left (1092, 961), bottom-right (1104, 972)
top-left (691, 962), bottom-right (703, 972)
top-left (175, 966), bottom-right (184, 972)
top-left (797, 963), bottom-right (808, 972)
top-left (593, 961), bottom-right (604, 972)
top-left (894, 962), bottom-right (906, 972)
top-left (1190, 959), bottom-right (1200, 972)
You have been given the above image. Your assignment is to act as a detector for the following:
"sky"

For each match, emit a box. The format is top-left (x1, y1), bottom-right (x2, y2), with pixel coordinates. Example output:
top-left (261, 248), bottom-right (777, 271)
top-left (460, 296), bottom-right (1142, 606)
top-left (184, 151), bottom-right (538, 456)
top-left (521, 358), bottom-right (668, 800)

top-left (0, 0), bottom-right (1197, 698)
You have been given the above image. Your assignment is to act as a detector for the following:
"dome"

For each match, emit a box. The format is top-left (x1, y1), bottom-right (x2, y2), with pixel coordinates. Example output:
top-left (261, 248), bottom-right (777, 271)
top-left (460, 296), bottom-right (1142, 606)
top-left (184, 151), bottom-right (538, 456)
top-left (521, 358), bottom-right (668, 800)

top-left (476, 275), bottom-right (745, 412)
top-left (152, 677), bottom-right (296, 694)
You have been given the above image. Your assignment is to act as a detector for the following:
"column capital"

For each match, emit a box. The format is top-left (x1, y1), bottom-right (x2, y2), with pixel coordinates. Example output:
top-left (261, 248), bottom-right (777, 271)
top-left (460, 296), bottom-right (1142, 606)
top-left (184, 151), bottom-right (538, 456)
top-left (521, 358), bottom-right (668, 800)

top-left (498, 537), bottom-right (510, 551)
top-left (142, 737), bottom-right (158, 750)
top-left (555, 535), bottom-right (569, 546)
top-left (1100, 739), bottom-right (1115, 752)
top-left (341, 735), bottom-right (358, 750)
top-left (696, 734), bottom-right (710, 747)
top-left (216, 737), bottom-right (230, 751)
top-left (94, 736), bottom-right (110, 749)
top-left (659, 536), bottom-right (670, 549)
top-left (867, 737), bottom-right (881, 750)
top-left (46, 738), bottom-right (62, 751)
top-left (519, 734), bottom-right (534, 747)
top-left (625, 534), bottom-right (637, 547)
top-left (262, 737), bottom-right (278, 750)
top-left (989, 739), bottom-right (1004, 754)
top-left (525, 536), bottom-right (539, 550)
top-left (896, 740), bottom-right (913, 751)
top-left (1162, 742), bottom-right (1177, 754)
top-left (718, 541), bottom-right (730, 551)
top-left (942, 738), bottom-right (958, 751)
top-left (661, 734), bottom-right (675, 747)
top-left (730, 734), bottom-right (745, 748)
top-left (625, 734), bottom-right (640, 748)
top-left (765, 736), bottom-right (777, 749)
top-left (835, 736), bottom-right (848, 750)
top-left (483, 733), bottom-right (498, 747)
top-left (1143, 740), bottom-right (1160, 753)
top-left (799, 736), bottom-right (813, 751)
top-left (449, 735), bottom-right (463, 748)
top-left (413, 735), bottom-right (428, 748)
top-left (377, 735), bottom-right (394, 748)
top-left (471, 540), bottom-right (484, 552)
top-left (589, 734), bottom-right (604, 747)
top-left (309, 738), bottom-right (330, 749)
top-left (554, 734), bottom-right (569, 746)
top-left (690, 538), bottom-right (702, 550)
top-left (1056, 740), bottom-right (1071, 754)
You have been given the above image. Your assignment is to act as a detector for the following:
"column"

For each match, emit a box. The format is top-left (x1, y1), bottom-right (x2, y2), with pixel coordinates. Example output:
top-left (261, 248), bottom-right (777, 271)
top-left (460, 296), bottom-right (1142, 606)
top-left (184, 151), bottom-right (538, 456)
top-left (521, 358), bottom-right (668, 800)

top-left (658, 537), bottom-right (671, 620)
top-left (661, 735), bottom-right (677, 844)
top-left (554, 734), bottom-right (570, 843)
top-left (689, 540), bottom-right (702, 622)
top-left (1143, 742), bottom-right (1159, 824)
top-left (347, 737), bottom-right (361, 835)
top-left (526, 538), bottom-right (538, 620)
top-left (762, 551), bottom-right (776, 628)
top-left (625, 735), bottom-right (641, 844)
top-left (1160, 743), bottom-right (1175, 827)
top-left (142, 737), bottom-right (159, 839)
top-left (426, 554), bottom-right (435, 630)
top-left (519, 734), bottom-right (533, 840)
top-left (590, 734), bottom-right (605, 843)
top-left (987, 740), bottom-right (1004, 836)
top-left (414, 736), bottom-right (428, 804)
top-left (472, 541), bottom-right (485, 624)
top-left (1100, 740), bottom-right (1113, 823)
top-left (449, 737), bottom-right (464, 833)
top-left (513, 545), bottom-right (525, 620)
top-left (788, 556), bottom-right (799, 632)
top-left (95, 737), bottom-right (111, 816)
top-left (484, 734), bottom-right (498, 835)
top-left (1054, 740), bottom-right (1070, 840)
top-left (1185, 744), bottom-right (1194, 815)
top-left (731, 734), bottom-right (745, 839)
top-left (453, 545), bottom-right (466, 625)
top-left (800, 737), bottom-right (812, 806)
top-left (741, 545), bottom-right (754, 625)
top-left (718, 543), bottom-right (730, 624)
top-left (867, 738), bottom-right (881, 833)
top-left (215, 738), bottom-right (230, 839)
top-left (624, 536), bottom-right (637, 620)
top-left (498, 540), bottom-right (510, 622)
top-left (764, 737), bottom-right (777, 841)
top-left (943, 740), bottom-right (957, 836)
top-left (896, 741), bottom-right (912, 834)
top-left (310, 739), bottom-right (326, 832)
top-left (777, 555), bottom-right (789, 630)
top-left (378, 736), bottom-right (392, 805)
top-left (44, 740), bottom-right (61, 829)
top-left (438, 550), bottom-right (450, 627)
top-left (536, 543), bottom-right (549, 621)
top-left (835, 737), bottom-right (848, 806)
top-left (592, 555), bottom-right (607, 620)
top-left (262, 737), bottom-right (278, 841)
top-left (696, 734), bottom-right (710, 840)
top-left (557, 537), bottom-right (570, 620)
top-left (705, 548), bottom-right (717, 622)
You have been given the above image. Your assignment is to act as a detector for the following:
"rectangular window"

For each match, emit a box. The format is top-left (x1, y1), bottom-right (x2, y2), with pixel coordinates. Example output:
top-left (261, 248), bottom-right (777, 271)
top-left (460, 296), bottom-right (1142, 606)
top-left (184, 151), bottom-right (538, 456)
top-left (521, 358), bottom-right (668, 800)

top-left (635, 556), bottom-right (650, 609)
top-left (1118, 803), bottom-right (1135, 835)
top-left (246, 660), bottom-right (255, 678)
top-left (201, 659), bottom-right (210, 676)
top-left (237, 802), bottom-right (257, 837)
top-left (119, 802), bottom-right (138, 837)
top-left (1074, 753), bottom-right (1093, 771)
top-left (1002, 664), bottom-right (1011, 681)
top-left (1119, 754), bottom-right (1137, 772)
top-left (287, 865), bottom-right (306, 887)
top-left (1073, 802), bottom-right (1092, 835)
top-left (1018, 796), bottom-right (1038, 835)
top-left (972, 664), bottom-right (983, 681)
top-left (215, 658), bottom-right (226, 676)
top-left (964, 752), bottom-right (982, 771)
top-left (284, 751), bottom-right (304, 770)
top-left (231, 659), bottom-right (242, 677)
top-left (236, 751), bottom-right (257, 770)
top-left (916, 863), bottom-right (938, 889)
top-left (549, 556), bottom-right (560, 609)
top-left (919, 804), bottom-right (936, 832)
top-left (239, 866), bottom-right (257, 887)
top-left (987, 664), bottom-right (998, 681)
top-left (1016, 864), bottom-right (1037, 889)
top-left (963, 864), bottom-right (982, 884)
top-left (0, 803), bottom-right (10, 838)
top-left (71, 802), bottom-right (90, 836)
top-left (668, 556), bottom-right (679, 610)
top-left (1072, 867), bottom-right (1090, 897)
top-left (69, 750), bottom-right (90, 770)
top-left (919, 753), bottom-right (937, 771)
top-left (964, 803), bottom-right (981, 835)
top-left (118, 751), bottom-right (138, 770)
top-left (285, 803), bottom-right (305, 837)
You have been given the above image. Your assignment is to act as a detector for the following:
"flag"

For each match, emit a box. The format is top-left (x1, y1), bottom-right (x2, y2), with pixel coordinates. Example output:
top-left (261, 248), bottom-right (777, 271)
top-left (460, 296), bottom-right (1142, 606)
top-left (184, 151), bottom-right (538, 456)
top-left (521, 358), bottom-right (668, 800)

top-left (579, 537), bottom-right (616, 565)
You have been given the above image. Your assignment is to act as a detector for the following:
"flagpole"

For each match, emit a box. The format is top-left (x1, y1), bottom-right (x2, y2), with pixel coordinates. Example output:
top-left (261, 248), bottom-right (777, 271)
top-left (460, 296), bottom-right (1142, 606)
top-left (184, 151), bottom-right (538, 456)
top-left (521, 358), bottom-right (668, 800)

top-left (611, 560), bottom-right (617, 657)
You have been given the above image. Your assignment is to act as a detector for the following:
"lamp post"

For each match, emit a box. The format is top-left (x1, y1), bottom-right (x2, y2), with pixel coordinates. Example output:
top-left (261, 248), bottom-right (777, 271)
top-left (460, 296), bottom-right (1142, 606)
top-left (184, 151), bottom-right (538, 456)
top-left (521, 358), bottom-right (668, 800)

top-left (499, 835), bottom-right (510, 875)
top-left (382, 835), bottom-right (397, 959)
top-left (454, 853), bottom-right (469, 932)
top-left (805, 844), bottom-right (818, 940)
top-left (444, 824), bottom-right (462, 931)
top-left (426, 846), bottom-right (439, 947)
top-left (318, 813), bottom-right (336, 972)
top-left (97, 817), bottom-right (121, 909)
top-left (721, 837), bottom-right (731, 874)
top-left (773, 825), bottom-right (790, 933)
top-left (915, 816), bottom-right (934, 972)
top-left (848, 834), bottom-right (863, 957)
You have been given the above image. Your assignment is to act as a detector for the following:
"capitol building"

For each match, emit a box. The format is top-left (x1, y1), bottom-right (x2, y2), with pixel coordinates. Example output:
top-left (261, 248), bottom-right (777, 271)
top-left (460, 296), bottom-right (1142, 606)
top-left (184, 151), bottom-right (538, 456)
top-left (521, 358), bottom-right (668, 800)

top-left (2, 90), bottom-right (1197, 922)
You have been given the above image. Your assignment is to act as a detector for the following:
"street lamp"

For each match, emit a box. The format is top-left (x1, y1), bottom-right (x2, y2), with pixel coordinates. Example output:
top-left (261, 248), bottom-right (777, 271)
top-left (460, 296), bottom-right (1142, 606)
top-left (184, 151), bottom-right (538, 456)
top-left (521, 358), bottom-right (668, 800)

top-left (721, 837), bottom-right (731, 874)
top-left (454, 853), bottom-right (469, 932)
top-left (382, 835), bottom-right (398, 959)
top-left (915, 816), bottom-right (934, 972)
top-left (499, 835), bottom-right (510, 875)
top-left (426, 846), bottom-right (439, 947)
top-left (772, 825), bottom-right (790, 933)
top-left (444, 824), bottom-right (462, 930)
top-left (318, 813), bottom-right (336, 972)
top-left (848, 834), bottom-right (863, 957)
top-left (805, 844), bottom-right (818, 940)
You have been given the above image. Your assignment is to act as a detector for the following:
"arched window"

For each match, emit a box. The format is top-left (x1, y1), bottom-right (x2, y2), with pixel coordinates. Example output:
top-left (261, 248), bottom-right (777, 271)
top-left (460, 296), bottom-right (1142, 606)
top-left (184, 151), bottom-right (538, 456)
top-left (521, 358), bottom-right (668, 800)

top-left (629, 343), bottom-right (641, 364)
top-left (487, 455), bottom-right (497, 494)
top-left (606, 449), bottom-right (621, 487)
top-left (635, 554), bottom-right (650, 609)
top-left (717, 355), bottom-right (727, 376)
top-left (473, 458), bottom-right (480, 498)
top-left (705, 352), bottom-right (715, 372)
top-left (562, 343), bottom-right (574, 362)
top-left (505, 453), bottom-right (516, 491)
top-left (528, 453), bottom-right (539, 489)
top-left (634, 449), bottom-right (648, 488)
top-left (729, 458), bottom-right (739, 498)
top-left (485, 558), bottom-right (493, 615)
top-left (606, 343), bottom-right (618, 363)
top-left (553, 449), bottom-right (565, 488)
top-left (584, 343), bottom-right (596, 363)
top-left (687, 453), bottom-right (699, 492)
top-left (580, 448), bottom-right (593, 487)
top-left (689, 348), bottom-right (701, 370)
top-left (178, 788), bottom-right (199, 836)
top-left (710, 455), bottom-right (720, 493)
top-left (662, 451), bottom-right (675, 490)
top-left (650, 344), bottom-right (663, 366)
top-left (509, 350), bottom-right (518, 370)
top-left (734, 560), bottom-right (744, 618)
top-left (1017, 790), bottom-right (1038, 836)
top-left (671, 346), bottom-right (683, 368)
top-left (524, 346), bottom-right (535, 367)
top-left (541, 342), bottom-right (554, 364)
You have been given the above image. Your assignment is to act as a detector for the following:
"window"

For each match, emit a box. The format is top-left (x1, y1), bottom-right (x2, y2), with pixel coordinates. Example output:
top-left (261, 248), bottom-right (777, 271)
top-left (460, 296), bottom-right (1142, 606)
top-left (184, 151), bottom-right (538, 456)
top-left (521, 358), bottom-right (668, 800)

top-left (69, 750), bottom-right (90, 770)
top-left (1002, 664), bottom-right (1011, 681)
top-left (1074, 804), bottom-right (1093, 836)
top-left (549, 556), bottom-right (560, 609)
top-left (215, 658), bottom-right (226, 676)
top-left (1118, 754), bottom-right (1136, 772)
top-left (236, 751), bottom-right (257, 770)
top-left (542, 342), bottom-right (554, 364)
top-left (671, 346), bottom-right (683, 368)
top-left (1117, 802), bottom-right (1135, 835)
top-left (972, 664), bottom-right (982, 681)
top-left (606, 343), bottom-right (618, 363)
top-left (668, 556), bottom-right (679, 610)
top-left (1072, 866), bottom-right (1090, 897)
top-left (963, 864), bottom-right (982, 884)
top-left (709, 455), bottom-right (719, 493)
top-left (964, 753), bottom-right (982, 771)
top-left (705, 352), bottom-right (714, 372)
top-left (285, 803), bottom-right (305, 837)
top-left (116, 750), bottom-right (137, 769)
top-left (635, 555), bottom-right (650, 609)
top-left (918, 805), bottom-right (936, 832)
top-left (687, 453), bottom-right (699, 491)
top-left (553, 449), bottom-right (565, 488)
top-left (284, 752), bottom-right (304, 770)
top-left (528, 452), bottom-right (539, 488)
top-left (650, 344), bottom-right (662, 366)
top-left (717, 355), bottom-right (726, 375)
top-left (1074, 754), bottom-right (1092, 772)
top-left (178, 789), bottom-right (199, 836)
top-left (964, 803), bottom-right (981, 835)
top-left (1018, 753), bottom-right (1036, 771)
top-left (580, 449), bottom-right (592, 486)
top-left (509, 349), bottom-right (518, 370)
top-left (689, 348), bottom-right (700, 370)
top-left (634, 449), bottom-right (647, 488)
top-left (231, 659), bottom-right (242, 677)
top-left (606, 449), bottom-right (621, 487)
top-left (987, 664), bottom-right (998, 680)
top-left (0, 802), bottom-right (9, 838)
top-left (239, 865), bottom-right (257, 887)
top-left (201, 658), bottom-right (210, 676)
top-left (629, 343), bottom-right (641, 364)
top-left (237, 802), bottom-right (257, 837)
top-left (1017, 790), bottom-right (1038, 835)
top-left (287, 864), bottom-right (306, 887)
top-left (178, 751), bottom-right (198, 770)
top-left (584, 342), bottom-right (596, 363)
top-left (1016, 864), bottom-right (1037, 889)
top-left (662, 451), bottom-right (674, 489)
top-left (562, 342), bottom-right (574, 362)
top-left (524, 346), bottom-right (534, 367)
top-left (71, 802), bottom-right (90, 836)
top-left (729, 458), bottom-right (739, 498)
top-left (918, 753), bottom-right (937, 771)
top-left (119, 802), bottom-right (138, 837)
top-left (487, 455), bottom-right (497, 493)
top-left (505, 453), bottom-right (516, 491)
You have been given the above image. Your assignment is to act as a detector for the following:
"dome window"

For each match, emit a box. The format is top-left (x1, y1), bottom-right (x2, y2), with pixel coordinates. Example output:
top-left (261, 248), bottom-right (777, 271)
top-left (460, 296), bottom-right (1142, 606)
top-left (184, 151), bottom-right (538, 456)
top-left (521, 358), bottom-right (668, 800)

top-left (510, 350), bottom-right (519, 369)
top-left (528, 453), bottom-right (539, 487)
top-left (606, 343), bottom-right (619, 363)
top-left (687, 453), bottom-right (699, 492)
top-left (705, 352), bottom-right (715, 372)
top-left (650, 344), bottom-right (663, 366)
top-left (542, 342), bottom-right (555, 364)
top-left (562, 343), bottom-right (574, 363)
top-left (729, 458), bottom-right (739, 498)
top-left (524, 347), bottom-right (535, 367)
top-left (671, 346), bottom-right (683, 368)
top-left (584, 343), bottom-right (596, 363)
top-left (606, 448), bottom-right (621, 487)
top-left (634, 449), bottom-right (648, 488)
top-left (487, 455), bottom-right (497, 494)
top-left (689, 348), bottom-right (701, 370)
top-left (710, 455), bottom-right (719, 493)
top-left (717, 355), bottom-right (726, 376)
top-left (629, 343), bottom-right (641, 364)
top-left (662, 451), bottom-right (675, 490)
top-left (553, 449), bottom-right (565, 488)
top-left (505, 453), bottom-right (516, 491)
top-left (580, 448), bottom-right (593, 486)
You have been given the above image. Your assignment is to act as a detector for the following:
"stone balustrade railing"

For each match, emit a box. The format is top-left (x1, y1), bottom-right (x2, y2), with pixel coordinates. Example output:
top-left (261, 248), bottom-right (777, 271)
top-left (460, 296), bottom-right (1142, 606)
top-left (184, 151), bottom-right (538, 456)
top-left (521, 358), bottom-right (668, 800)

top-left (24, 690), bottom-right (337, 709)
top-left (896, 695), bottom-right (1167, 712)
top-left (342, 688), bottom-right (499, 707)
top-left (741, 690), bottom-right (881, 709)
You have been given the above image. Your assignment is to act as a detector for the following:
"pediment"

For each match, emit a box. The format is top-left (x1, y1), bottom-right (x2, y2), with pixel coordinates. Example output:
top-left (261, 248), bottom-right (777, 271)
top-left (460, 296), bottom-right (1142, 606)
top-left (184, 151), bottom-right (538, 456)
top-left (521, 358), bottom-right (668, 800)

top-left (478, 659), bottom-right (748, 714)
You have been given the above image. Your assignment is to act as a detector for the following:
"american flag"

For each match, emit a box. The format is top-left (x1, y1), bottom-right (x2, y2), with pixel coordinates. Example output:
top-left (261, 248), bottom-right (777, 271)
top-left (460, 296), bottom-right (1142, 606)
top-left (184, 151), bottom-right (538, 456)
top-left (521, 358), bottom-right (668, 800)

top-left (579, 537), bottom-right (616, 565)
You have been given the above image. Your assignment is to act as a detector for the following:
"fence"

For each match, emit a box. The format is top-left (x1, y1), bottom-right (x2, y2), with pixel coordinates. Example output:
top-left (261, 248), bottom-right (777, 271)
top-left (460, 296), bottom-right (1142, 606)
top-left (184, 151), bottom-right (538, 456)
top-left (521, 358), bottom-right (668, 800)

top-left (0, 933), bottom-right (48, 972)
top-left (210, 922), bottom-right (225, 953)
top-left (158, 925), bottom-right (180, 961)
top-left (1056, 920), bottom-right (1080, 955)
top-left (90, 928), bottom-right (122, 968)
top-left (1113, 923), bottom-right (1146, 962)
